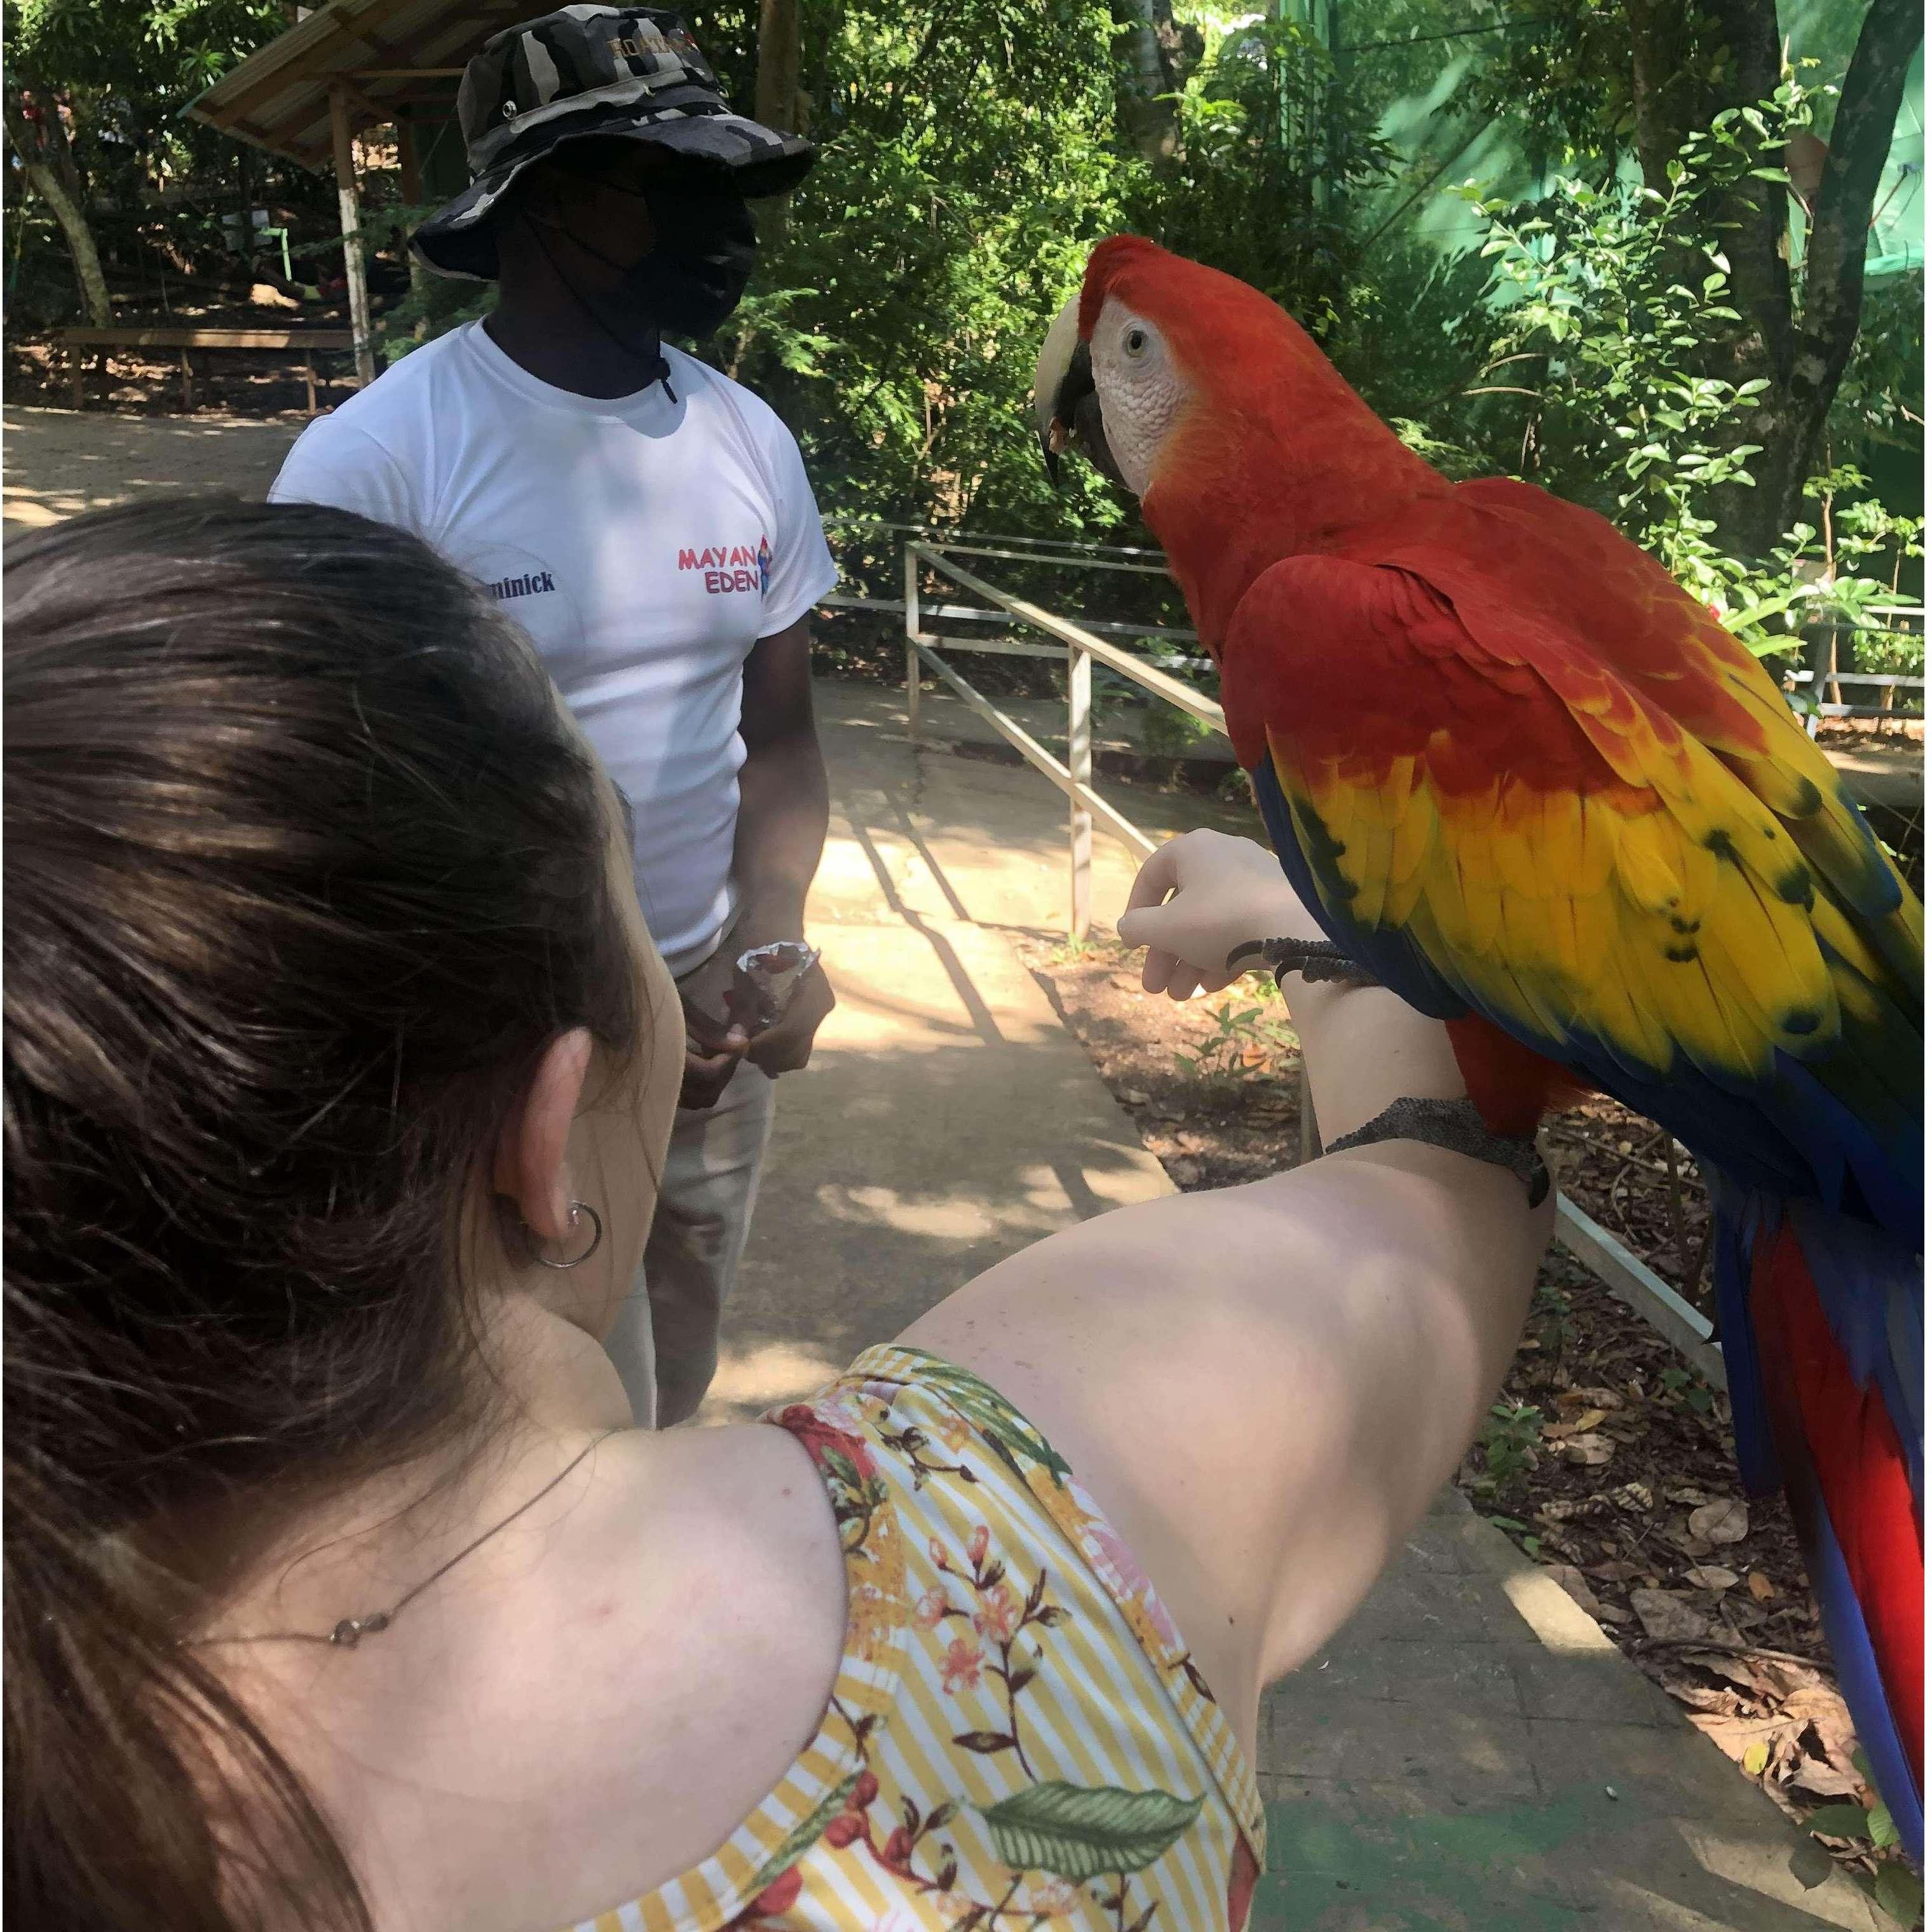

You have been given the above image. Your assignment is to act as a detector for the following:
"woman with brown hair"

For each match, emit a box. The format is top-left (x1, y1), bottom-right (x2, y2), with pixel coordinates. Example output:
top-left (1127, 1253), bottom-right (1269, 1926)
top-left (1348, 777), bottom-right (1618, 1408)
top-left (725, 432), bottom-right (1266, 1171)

top-left (5, 500), bottom-right (1548, 1931)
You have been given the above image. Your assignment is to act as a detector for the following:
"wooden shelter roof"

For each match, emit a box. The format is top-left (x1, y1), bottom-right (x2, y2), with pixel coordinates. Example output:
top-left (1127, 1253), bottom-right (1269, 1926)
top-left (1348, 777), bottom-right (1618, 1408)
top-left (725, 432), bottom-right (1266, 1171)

top-left (185, 0), bottom-right (529, 170)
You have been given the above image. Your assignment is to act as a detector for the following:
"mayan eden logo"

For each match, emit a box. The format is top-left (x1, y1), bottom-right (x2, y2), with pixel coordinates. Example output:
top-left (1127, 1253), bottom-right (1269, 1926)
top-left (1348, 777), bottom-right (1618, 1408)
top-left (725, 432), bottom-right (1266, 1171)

top-left (678, 537), bottom-right (772, 596)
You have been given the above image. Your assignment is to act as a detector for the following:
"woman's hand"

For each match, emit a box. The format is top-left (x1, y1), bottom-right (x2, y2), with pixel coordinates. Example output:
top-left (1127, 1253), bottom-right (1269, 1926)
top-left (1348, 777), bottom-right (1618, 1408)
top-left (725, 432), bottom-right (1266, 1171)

top-left (1115, 831), bottom-right (1324, 1000)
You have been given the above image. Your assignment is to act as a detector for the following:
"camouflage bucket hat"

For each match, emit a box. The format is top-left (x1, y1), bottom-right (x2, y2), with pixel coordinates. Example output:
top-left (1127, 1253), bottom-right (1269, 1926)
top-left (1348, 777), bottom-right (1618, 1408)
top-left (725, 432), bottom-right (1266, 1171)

top-left (412, 5), bottom-right (816, 282)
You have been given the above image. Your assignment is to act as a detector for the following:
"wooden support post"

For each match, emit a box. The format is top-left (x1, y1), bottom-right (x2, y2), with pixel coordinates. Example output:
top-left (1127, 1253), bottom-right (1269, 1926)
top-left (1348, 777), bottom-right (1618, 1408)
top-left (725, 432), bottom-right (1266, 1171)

top-left (303, 351), bottom-right (318, 416)
top-left (1298, 1066), bottom-right (1321, 1163)
top-left (904, 542), bottom-right (922, 748)
top-left (397, 107), bottom-right (424, 206)
top-left (1068, 641), bottom-right (1093, 941)
top-left (69, 344), bottom-right (84, 409)
top-left (329, 86), bottom-right (378, 389)
top-left (179, 346), bottom-right (194, 413)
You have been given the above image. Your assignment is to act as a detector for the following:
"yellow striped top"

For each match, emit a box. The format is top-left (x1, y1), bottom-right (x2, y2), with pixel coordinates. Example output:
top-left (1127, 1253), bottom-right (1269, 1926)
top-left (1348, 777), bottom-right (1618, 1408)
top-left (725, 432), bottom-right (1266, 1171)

top-left (564, 1345), bottom-right (1265, 1932)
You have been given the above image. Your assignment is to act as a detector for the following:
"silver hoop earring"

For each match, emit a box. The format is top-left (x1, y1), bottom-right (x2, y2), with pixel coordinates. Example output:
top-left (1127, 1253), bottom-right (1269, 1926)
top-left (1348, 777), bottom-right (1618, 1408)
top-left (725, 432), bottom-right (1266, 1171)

top-left (536, 1201), bottom-right (604, 1270)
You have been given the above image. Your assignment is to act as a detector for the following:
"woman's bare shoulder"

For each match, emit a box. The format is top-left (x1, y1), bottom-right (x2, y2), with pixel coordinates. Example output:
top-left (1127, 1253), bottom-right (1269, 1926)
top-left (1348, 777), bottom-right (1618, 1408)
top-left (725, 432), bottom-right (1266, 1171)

top-left (287, 1422), bottom-right (852, 1931)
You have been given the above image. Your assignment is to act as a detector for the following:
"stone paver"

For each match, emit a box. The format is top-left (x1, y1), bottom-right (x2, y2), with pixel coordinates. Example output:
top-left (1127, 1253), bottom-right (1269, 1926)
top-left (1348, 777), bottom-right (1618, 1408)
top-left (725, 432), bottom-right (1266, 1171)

top-left (8, 407), bottom-right (1885, 1932)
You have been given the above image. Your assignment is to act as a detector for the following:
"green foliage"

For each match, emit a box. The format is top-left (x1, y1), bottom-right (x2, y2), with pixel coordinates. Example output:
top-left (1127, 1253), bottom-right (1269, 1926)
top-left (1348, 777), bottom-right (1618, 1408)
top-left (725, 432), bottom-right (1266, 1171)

top-left (718, 0), bottom-right (1130, 538)
top-left (1485, 1513), bottom-right (1544, 1560)
top-left (1657, 1364), bottom-right (1715, 1417)
top-left (1448, 66), bottom-right (1922, 667)
top-left (1530, 1277), bottom-right (1575, 1358)
top-left (1808, 1767), bottom-right (1924, 1928)
top-left (1469, 1401), bottom-right (1542, 1499)
top-left (1118, 13), bottom-right (1398, 348)
top-left (1452, 81), bottom-right (1799, 641)
top-left (1172, 979), bottom-right (1296, 1081)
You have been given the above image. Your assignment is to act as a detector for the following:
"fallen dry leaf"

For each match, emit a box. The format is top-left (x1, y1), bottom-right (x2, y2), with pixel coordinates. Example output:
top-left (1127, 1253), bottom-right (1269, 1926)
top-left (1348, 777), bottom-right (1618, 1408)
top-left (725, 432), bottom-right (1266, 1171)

top-left (1630, 1588), bottom-right (1711, 1643)
top-left (1548, 1565), bottom-right (1603, 1617)
top-left (1556, 1386), bottom-right (1626, 1412)
top-left (1685, 1565), bottom-right (1739, 1591)
top-left (1563, 1432), bottom-right (1614, 1466)
top-left (1746, 1572), bottom-right (1778, 1602)
top-left (1585, 1559), bottom-right (1645, 1582)
top-left (1788, 1757), bottom-right (1865, 1799)
top-left (1607, 1482), bottom-right (1654, 1513)
top-left (1690, 1499), bottom-right (1750, 1544)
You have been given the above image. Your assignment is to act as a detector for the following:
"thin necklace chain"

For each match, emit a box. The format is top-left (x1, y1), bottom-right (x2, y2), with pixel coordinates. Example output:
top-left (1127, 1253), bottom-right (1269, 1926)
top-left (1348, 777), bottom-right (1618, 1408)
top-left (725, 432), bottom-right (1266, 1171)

top-left (192, 1429), bottom-right (620, 1651)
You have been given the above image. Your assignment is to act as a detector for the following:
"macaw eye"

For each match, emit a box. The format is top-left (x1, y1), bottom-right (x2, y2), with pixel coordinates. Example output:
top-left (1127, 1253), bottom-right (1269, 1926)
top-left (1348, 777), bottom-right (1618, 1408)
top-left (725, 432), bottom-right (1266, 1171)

top-left (1123, 325), bottom-right (1149, 359)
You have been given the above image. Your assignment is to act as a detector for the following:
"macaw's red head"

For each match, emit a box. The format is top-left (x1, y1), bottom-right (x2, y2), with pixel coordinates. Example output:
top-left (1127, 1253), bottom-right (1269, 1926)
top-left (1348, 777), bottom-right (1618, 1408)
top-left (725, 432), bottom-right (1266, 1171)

top-left (1031, 236), bottom-right (1436, 649)
top-left (1032, 235), bottom-right (1350, 501)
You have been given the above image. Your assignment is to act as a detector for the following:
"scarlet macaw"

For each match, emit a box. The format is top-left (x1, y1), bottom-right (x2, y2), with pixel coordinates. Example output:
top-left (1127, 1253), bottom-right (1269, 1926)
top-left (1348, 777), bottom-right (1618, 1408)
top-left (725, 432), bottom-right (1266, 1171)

top-left (1035, 236), bottom-right (1923, 1853)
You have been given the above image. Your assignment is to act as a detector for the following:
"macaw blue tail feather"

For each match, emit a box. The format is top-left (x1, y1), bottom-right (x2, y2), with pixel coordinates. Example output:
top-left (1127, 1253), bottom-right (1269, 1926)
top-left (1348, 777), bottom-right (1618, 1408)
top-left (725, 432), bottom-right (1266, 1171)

top-left (1713, 1185), bottom-right (1923, 1863)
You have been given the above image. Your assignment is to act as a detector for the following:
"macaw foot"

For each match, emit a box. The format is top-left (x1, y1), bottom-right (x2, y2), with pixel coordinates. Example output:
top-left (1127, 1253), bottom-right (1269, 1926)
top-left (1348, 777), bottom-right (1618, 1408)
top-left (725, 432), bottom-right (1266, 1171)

top-left (1227, 936), bottom-right (1380, 989)
top-left (1326, 1096), bottom-right (1551, 1206)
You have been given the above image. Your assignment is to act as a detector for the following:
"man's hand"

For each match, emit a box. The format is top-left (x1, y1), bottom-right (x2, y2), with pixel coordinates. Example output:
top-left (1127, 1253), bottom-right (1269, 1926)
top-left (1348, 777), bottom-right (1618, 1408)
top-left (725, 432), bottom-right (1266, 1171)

top-left (742, 955), bottom-right (834, 1076)
top-left (679, 998), bottom-right (748, 1111)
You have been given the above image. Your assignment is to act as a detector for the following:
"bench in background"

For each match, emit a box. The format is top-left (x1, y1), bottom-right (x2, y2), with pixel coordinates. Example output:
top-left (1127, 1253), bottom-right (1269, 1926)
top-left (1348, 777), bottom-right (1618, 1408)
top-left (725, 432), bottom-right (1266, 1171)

top-left (58, 327), bottom-right (358, 416)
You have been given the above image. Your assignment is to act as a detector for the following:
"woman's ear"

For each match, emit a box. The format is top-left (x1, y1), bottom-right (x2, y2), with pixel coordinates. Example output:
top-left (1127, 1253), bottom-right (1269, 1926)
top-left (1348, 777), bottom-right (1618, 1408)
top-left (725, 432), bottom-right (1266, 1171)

top-left (493, 1028), bottom-right (594, 1246)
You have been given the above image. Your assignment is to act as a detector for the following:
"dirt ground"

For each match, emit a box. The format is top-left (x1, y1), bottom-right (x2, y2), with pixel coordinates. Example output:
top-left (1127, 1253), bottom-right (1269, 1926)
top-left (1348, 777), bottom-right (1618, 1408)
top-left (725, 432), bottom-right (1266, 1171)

top-left (1022, 930), bottom-right (1912, 1895)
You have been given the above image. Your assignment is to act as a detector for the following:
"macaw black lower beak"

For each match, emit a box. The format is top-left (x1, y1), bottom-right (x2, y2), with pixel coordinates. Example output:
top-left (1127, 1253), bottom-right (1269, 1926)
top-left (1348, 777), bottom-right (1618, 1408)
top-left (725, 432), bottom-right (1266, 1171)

top-left (1041, 342), bottom-right (1126, 490)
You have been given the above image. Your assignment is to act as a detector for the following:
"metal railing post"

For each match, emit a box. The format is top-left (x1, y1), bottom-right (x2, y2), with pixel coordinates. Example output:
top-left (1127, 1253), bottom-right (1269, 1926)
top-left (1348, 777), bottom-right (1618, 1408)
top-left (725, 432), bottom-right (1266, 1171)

top-left (904, 541), bottom-right (922, 748)
top-left (1068, 639), bottom-right (1093, 941)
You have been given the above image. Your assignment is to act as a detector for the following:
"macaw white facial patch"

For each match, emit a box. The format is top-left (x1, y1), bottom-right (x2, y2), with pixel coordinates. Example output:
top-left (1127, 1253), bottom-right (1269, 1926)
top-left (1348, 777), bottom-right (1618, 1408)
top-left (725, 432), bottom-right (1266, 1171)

top-left (1089, 296), bottom-right (1191, 498)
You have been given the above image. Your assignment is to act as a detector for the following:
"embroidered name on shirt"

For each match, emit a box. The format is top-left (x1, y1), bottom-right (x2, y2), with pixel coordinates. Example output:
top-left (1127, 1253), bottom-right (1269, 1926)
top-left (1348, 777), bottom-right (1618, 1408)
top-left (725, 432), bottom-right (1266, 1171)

top-left (487, 570), bottom-right (556, 601)
top-left (678, 538), bottom-right (771, 597)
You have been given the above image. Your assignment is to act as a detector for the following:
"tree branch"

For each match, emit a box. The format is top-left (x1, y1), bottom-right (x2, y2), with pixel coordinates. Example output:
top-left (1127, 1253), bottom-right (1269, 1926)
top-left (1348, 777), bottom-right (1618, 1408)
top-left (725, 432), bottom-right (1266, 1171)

top-left (1703, 0), bottom-right (1793, 385)
top-left (4, 92), bottom-right (112, 326)
top-left (1792, 0), bottom-right (1922, 424)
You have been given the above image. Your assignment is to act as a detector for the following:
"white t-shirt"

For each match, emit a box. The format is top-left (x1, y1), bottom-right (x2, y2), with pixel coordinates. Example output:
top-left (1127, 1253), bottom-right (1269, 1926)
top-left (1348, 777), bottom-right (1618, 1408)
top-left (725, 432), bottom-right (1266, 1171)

top-left (269, 323), bottom-right (839, 975)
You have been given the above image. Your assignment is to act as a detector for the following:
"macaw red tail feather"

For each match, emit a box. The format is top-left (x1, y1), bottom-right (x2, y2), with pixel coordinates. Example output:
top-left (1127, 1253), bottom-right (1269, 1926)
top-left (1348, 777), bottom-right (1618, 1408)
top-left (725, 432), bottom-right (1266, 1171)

top-left (1744, 1200), bottom-right (1922, 1858)
top-left (1445, 1016), bottom-right (1594, 1140)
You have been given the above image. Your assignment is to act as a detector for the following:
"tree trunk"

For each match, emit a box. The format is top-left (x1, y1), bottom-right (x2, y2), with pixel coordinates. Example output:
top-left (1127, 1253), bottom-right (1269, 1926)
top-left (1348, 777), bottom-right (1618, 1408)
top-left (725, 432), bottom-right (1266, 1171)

top-left (4, 94), bottom-right (112, 326)
top-left (1684, 0), bottom-right (1919, 561)
top-left (1623, 0), bottom-right (1700, 194)
top-left (1699, 0), bottom-right (1795, 550)
top-left (1112, 0), bottom-right (1180, 160)
top-left (755, 0), bottom-right (802, 134)
top-left (1770, 0), bottom-right (1922, 543)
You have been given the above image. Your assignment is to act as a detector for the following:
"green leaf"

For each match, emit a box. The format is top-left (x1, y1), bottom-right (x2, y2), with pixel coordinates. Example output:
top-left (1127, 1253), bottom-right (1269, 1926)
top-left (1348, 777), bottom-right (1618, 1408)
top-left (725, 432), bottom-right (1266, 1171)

top-left (751, 1771), bottom-right (861, 1893)
top-left (977, 1782), bottom-right (1205, 1881)
top-left (1869, 1802), bottom-right (1900, 1851)
top-left (1873, 1865), bottom-right (1923, 1928)
top-left (1743, 1740), bottom-right (1772, 1776)
top-left (1805, 1804), bottom-right (1873, 1840)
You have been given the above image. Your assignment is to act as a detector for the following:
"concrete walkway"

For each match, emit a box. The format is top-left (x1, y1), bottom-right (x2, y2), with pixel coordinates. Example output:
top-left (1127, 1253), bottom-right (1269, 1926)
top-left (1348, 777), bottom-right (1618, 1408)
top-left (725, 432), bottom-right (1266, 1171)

top-left (6, 409), bottom-right (1885, 1930)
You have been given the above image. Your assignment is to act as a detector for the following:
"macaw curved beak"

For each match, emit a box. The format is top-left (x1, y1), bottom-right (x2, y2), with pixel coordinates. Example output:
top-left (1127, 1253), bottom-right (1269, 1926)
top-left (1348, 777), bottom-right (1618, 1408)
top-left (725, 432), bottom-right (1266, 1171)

top-left (1031, 293), bottom-right (1125, 489)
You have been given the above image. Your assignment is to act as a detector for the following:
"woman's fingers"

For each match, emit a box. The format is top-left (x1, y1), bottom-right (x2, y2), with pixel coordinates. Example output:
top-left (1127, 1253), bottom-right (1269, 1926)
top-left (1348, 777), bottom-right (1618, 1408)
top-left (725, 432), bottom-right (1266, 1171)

top-left (1122, 838), bottom-right (1182, 916)
top-left (1141, 945), bottom-right (1180, 994)
top-left (1164, 957), bottom-right (1206, 1000)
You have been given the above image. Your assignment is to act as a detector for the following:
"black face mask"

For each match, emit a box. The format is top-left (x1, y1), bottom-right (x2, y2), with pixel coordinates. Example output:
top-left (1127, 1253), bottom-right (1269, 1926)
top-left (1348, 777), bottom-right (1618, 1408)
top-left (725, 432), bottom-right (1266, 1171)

top-left (634, 181), bottom-right (757, 339)
top-left (522, 167), bottom-right (759, 391)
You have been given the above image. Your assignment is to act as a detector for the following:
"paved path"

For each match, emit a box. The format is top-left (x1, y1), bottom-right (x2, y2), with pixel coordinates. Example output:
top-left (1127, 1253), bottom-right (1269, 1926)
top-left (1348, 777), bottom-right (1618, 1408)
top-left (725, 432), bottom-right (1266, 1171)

top-left (3, 405), bottom-right (300, 538)
top-left (8, 409), bottom-right (1884, 1930)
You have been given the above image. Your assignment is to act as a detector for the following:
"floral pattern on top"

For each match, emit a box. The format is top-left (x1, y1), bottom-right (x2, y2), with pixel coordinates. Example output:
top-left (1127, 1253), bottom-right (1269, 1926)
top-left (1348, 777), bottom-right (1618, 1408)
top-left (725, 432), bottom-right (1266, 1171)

top-left (563, 1346), bottom-right (1264, 1932)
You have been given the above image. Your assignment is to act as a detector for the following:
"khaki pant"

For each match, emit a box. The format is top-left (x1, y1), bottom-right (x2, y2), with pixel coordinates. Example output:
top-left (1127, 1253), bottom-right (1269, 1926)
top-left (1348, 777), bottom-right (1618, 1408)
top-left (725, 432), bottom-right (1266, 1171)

top-left (605, 930), bottom-right (779, 1427)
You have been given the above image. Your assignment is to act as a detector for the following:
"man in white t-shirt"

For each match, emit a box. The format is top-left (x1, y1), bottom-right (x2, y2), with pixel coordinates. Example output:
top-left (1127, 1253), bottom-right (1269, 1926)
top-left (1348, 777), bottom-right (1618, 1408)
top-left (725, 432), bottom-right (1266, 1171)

top-left (272, 7), bottom-right (837, 1426)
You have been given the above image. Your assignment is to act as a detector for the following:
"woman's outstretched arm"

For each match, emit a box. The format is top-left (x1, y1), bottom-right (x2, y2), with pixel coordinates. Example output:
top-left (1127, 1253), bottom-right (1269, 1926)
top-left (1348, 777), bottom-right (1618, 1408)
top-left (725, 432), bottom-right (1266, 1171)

top-left (901, 832), bottom-right (1552, 1747)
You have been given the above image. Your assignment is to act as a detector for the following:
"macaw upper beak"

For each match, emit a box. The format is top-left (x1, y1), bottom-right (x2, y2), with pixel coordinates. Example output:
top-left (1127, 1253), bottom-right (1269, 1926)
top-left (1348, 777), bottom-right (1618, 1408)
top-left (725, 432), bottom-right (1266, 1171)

top-left (1031, 293), bottom-right (1125, 489)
